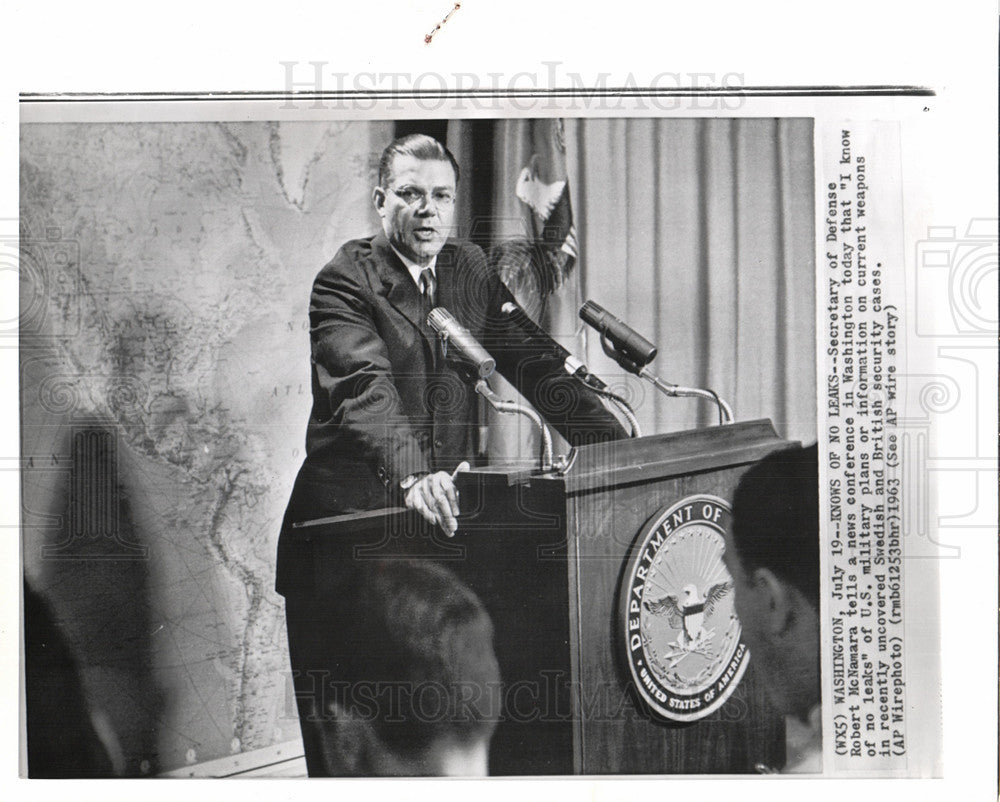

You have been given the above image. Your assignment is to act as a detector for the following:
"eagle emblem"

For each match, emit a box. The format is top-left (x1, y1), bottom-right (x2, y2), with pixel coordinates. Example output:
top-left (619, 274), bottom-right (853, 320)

top-left (619, 495), bottom-right (750, 722)
top-left (643, 581), bottom-right (732, 665)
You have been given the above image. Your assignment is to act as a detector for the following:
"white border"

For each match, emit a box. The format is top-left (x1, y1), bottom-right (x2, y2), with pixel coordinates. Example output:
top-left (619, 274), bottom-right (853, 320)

top-left (5, 3), bottom-right (997, 802)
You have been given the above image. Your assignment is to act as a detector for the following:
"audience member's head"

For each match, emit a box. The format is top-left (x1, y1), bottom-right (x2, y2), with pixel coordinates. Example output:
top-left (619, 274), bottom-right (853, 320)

top-left (313, 559), bottom-right (500, 776)
top-left (724, 444), bottom-right (820, 720)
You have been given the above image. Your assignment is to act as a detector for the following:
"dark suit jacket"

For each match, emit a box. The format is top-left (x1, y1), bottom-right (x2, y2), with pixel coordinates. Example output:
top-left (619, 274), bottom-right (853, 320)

top-left (276, 233), bottom-right (625, 596)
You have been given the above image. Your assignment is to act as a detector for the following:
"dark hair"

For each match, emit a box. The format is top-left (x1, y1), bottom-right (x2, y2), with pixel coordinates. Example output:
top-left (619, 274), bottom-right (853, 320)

top-left (730, 444), bottom-right (819, 608)
top-left (378, 133), bottom-right (460, 187)
top-left (318, 559), bottom-right (499, 757)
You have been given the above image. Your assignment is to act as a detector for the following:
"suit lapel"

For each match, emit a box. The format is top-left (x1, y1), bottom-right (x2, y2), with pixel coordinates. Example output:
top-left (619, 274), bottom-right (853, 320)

top-left (373, 233), bottom-right (425, 330)
top-left (372, 233), bottom-right (440, 365)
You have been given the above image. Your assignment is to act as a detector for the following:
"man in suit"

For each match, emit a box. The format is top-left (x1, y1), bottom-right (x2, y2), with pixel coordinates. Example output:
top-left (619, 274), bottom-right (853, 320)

top-left (278, 133), bottom-right (625, 773)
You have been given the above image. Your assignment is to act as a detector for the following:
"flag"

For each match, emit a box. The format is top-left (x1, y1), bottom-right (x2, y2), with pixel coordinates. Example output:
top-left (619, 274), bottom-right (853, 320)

top-left (493, 120), bottom-right (577, 318)
top-left (515, 127), bottom-right (577, 288)
top-left (486, 119), bottom-right (582, 466)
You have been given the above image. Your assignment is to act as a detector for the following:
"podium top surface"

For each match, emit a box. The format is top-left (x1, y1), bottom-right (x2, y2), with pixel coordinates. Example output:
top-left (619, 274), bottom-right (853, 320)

top-left (536, 418), bottom-right (790, 495)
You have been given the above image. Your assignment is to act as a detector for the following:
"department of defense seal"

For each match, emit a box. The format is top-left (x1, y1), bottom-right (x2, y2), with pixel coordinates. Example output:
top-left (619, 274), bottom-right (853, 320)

top-left (619, 495), bottom-right (749, 722)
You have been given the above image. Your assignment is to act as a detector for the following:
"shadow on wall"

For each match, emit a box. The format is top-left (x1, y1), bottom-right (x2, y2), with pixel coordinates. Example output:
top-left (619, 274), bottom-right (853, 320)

top-left (24, 422), bottom-right (165, 777)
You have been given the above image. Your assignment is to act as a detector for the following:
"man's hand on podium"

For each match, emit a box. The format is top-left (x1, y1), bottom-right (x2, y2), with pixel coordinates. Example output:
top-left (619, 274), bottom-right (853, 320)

top-left (402, 462), bottom-right (470, 537)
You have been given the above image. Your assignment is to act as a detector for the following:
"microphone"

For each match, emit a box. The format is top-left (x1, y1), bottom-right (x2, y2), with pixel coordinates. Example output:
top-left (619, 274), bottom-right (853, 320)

top-left (427, 307), bottom-right (496, 379)
top-left (499, 301), bottom-right (608, 390)
top-left (579, 300), bottom-right (658, 370)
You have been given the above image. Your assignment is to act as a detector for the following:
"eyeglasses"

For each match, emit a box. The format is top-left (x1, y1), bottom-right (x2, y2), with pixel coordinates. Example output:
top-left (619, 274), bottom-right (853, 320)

top-left (389, 186), bottom-right (456, 208)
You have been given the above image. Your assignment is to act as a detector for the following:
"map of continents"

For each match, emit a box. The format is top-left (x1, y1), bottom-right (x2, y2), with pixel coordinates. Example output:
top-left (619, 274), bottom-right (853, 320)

top-left (20, 119), bottom-right (392, 774)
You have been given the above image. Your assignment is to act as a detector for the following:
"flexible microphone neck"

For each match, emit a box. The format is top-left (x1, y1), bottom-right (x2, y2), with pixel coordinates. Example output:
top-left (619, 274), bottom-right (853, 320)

top-left (499, 301), bottom-right (608, 390)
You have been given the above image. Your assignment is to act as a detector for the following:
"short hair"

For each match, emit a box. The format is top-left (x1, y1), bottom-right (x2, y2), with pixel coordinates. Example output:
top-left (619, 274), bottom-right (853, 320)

top-left (318, 559), bottom-right (499, 759)
top-left (730, 444), bottom-right (819, 609)
top-left (378, 133), bottom-right (460, 187)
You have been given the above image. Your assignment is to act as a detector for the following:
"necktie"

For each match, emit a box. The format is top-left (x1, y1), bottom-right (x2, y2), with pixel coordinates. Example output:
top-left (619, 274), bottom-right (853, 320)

top-left (418, 267), bottom-right (436, 308)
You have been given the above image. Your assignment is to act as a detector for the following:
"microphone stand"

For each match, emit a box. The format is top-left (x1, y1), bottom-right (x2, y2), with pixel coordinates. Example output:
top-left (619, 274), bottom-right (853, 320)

top-left (498, 301), bottom-right (642, 439)
top-left (474, 379), bottom-right (554, 472)
top-left (610, 396), bottom-right (643, 438)
top-left (597, 332), bottom-right (734, 426)
top-left (568, 370), bottom-right (643, 438)
top-left (427, 309), bottom-right (554, 471)
top-left (638, 369), bottom-right (735, 425)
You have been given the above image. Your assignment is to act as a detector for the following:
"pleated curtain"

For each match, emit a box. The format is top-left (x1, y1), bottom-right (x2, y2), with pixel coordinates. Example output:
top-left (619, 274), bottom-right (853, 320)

top-left (446, 117), bottom-right (816, 460)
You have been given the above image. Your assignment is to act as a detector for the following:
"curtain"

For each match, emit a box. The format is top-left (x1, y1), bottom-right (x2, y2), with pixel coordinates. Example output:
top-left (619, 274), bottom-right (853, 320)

top-left (568, 117), bottom-right (816, 443)
top-left (441, 117), bottom-right (816, 456)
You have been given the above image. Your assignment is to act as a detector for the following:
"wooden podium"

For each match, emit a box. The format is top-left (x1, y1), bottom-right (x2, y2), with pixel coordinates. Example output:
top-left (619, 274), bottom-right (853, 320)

top-left (292, 419), bottom-right (792, 775)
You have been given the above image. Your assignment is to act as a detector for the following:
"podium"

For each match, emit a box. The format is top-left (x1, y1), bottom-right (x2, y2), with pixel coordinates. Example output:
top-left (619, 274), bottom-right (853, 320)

top-left (291, 419), bottom-right (792, 774)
